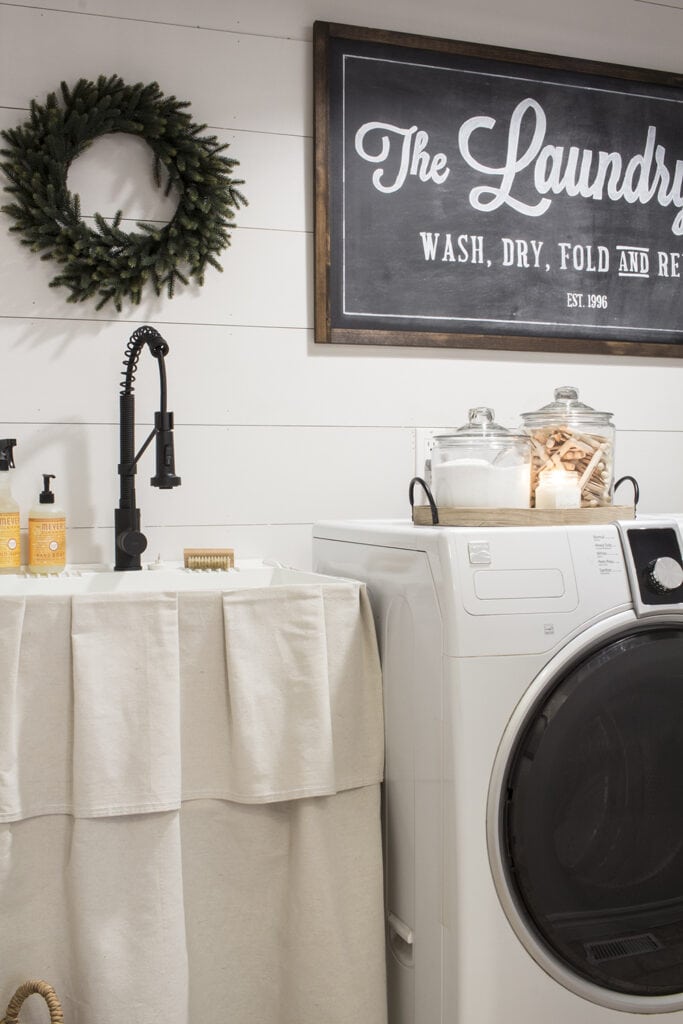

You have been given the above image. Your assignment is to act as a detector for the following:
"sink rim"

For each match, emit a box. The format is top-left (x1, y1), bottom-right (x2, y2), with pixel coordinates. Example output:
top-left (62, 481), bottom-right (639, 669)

top-left (0, 559), bottom-right (348, 595)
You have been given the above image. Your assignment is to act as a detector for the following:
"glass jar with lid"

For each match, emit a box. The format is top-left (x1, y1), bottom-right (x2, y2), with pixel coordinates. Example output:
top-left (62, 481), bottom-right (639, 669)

top-left (521, 386), bottom-right (615, 508)
top-left (430, 407), bottom-right (532, 509)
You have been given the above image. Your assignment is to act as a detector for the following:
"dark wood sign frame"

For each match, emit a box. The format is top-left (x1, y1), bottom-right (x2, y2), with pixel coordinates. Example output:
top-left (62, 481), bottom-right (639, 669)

top-left (314, 21), bottom-right (683, 357)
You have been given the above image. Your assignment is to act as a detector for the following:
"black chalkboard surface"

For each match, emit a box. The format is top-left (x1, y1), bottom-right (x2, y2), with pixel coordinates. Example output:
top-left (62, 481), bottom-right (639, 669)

top-left (314, 22), bottom-right (683, 356)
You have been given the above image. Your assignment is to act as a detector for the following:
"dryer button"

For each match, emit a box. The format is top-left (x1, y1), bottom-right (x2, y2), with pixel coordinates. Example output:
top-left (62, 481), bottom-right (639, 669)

top-left (468, 541), bottom-right (491, 565)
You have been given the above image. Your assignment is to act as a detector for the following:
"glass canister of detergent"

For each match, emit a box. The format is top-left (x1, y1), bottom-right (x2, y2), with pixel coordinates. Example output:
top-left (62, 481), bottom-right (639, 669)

top-left (430, 408), bottom-right (532, 509)
top-left (521, 386), bottom-right (615, 508)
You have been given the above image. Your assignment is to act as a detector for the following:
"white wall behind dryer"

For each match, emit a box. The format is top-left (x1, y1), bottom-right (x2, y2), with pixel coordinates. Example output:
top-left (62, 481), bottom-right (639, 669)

top-left (1, 0), bottom-right (682, 570)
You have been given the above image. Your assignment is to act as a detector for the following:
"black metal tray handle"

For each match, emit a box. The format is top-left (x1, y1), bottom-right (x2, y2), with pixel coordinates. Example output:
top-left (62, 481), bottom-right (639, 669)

top-left (614, 475), bottom-right (640, 514)
top-left (409, 477), bottom-right (440, 525)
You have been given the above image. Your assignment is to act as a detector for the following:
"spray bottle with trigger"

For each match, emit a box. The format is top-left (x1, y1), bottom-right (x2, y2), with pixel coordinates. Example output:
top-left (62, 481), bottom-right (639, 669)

top-left (0, 439), bottom-right (20, 574)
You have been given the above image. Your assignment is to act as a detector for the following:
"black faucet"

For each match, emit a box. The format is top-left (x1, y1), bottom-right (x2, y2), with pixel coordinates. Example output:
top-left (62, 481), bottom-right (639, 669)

top-left (115, 325), bottom-right (181, 571)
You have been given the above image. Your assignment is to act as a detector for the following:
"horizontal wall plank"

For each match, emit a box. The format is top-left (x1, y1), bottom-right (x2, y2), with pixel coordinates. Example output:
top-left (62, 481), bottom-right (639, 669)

top-left (47, 429), bottom-right (683, 568)
top-left (0, 118), bottom-right (309, 236)
top-left (0, 5), bottom-right (310, 136)
top-left (616, 431), bottom-right (683, 513)
top-left (0, 112), bottom-right (310, 235)
top-left (0, 421), bottom-right (412, 530)
top-left (5, 0), bottom-right (683, 70)
top-left (35, 523), bottom-right (318, 571)
top-left (1, 320), bottom-right (682, 433)
top-left (0, 225), bottom-right (310, 327)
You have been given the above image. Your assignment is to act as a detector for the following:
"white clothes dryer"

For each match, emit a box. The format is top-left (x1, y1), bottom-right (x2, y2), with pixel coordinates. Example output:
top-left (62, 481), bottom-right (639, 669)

top-left (313, 518), bottom-right (683, 1024)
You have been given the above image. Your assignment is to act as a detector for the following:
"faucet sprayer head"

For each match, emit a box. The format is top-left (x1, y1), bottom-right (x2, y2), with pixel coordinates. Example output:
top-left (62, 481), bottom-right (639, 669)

top-left (151, 410), bottom-right (181, 489)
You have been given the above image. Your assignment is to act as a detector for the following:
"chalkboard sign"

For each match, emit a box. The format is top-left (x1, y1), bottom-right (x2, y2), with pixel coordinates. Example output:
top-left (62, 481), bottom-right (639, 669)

top-left (314, 22), bottom-right (683, 356)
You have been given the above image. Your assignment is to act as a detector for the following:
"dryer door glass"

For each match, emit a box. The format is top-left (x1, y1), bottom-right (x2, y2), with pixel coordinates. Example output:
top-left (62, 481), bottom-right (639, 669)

top-left (503, 627), bottom-right (683, 997)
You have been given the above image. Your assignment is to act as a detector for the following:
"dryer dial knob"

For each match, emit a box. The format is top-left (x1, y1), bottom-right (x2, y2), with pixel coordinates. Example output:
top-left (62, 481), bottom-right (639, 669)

top-left (646, 556), bottom-right (683, 594)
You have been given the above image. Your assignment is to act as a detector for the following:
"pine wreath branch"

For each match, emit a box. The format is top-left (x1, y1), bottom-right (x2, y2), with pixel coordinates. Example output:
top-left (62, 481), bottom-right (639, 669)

top-left (0, 74), bottom-right (247, 310)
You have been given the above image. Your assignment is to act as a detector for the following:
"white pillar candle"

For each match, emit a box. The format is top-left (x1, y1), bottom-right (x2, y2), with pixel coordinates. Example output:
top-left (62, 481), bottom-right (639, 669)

top-left (535, 469), bottom-right (581, 510)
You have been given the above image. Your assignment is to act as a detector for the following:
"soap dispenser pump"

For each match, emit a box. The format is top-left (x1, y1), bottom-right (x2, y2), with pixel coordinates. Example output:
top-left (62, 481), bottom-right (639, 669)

top-left (28, 474), bottom-right (66, 575)
top-left (0, 439), bottom-right (20, 574)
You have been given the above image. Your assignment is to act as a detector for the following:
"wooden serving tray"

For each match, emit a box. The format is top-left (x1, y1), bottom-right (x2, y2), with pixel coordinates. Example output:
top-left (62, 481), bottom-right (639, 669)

top-left (412, 505), bottom-right (635, 527)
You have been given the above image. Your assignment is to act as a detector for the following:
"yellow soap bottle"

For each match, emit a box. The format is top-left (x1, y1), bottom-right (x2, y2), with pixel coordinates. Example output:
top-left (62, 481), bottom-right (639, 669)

top-left (0, 439), bottom-right (21, 574)
top-left (28, 474), bottom-right (66, 575)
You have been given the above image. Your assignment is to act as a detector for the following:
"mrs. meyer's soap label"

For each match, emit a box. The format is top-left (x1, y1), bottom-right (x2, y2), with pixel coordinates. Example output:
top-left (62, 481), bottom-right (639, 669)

top-left (0, 511), bottom-right (21, 569)
top-left (28, 517), bottom-right (66, 568)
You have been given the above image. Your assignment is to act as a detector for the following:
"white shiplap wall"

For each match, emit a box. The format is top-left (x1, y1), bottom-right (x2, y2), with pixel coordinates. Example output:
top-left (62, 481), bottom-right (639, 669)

top-left (1, 0), bottom-right (682, 569)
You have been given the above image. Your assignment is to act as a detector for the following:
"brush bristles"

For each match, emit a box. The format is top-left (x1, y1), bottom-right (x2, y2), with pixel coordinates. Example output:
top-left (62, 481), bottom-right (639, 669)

top-left (183, 548), bottom-right (235, 570)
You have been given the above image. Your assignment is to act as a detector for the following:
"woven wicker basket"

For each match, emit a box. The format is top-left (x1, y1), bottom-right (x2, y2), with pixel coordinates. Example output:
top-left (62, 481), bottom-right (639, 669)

top-left (1, 981), bottom-right (64, 1024)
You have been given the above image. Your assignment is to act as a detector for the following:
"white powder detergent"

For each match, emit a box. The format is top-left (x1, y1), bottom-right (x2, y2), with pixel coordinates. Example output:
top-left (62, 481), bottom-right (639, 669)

top-left (432, 458), bottom-right (531, 508)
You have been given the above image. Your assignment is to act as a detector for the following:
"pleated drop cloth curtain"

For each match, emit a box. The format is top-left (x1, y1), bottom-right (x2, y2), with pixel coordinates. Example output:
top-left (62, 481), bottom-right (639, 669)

top-left (0, 584), bottom-right (387, 1024)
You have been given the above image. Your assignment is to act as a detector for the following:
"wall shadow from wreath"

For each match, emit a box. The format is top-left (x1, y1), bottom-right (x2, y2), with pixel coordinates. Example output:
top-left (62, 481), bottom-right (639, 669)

top-left (2, 313), bottom-right (110, 355)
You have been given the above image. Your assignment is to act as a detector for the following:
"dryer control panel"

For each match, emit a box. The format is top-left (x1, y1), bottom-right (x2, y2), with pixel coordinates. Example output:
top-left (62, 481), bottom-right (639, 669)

top-left (617, 522), bottom-right (683, 614)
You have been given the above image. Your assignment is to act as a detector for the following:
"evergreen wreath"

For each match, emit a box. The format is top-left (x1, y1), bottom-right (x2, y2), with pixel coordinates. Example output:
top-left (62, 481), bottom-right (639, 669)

top-left (0, 75), bottom-right (247, 311)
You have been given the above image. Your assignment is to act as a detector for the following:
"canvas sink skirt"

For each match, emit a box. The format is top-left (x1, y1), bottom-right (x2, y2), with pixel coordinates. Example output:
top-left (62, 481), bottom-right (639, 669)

top-left (0, 583), bottom-right (386, 1024)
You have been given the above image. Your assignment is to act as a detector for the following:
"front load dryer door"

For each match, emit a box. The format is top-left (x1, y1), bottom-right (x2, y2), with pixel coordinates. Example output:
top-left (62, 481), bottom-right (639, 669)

top-left (488, 615), bottom-right (683, 1014)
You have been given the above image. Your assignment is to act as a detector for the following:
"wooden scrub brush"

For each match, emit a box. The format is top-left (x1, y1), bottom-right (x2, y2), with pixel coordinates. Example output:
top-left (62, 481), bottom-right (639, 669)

top-left (183, 547), bottom-right (235, 570)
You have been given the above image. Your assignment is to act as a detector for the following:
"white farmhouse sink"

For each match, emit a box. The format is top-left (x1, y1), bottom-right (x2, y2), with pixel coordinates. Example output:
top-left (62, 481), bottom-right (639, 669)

top-left (0, 559), bottom-right (340, 596)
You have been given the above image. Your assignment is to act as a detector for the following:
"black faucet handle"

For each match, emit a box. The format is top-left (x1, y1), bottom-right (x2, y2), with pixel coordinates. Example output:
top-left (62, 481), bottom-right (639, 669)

top-left (114, 507), bottom-right (148, 570)
top-left (118, 529), bottom-right (148, 557)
